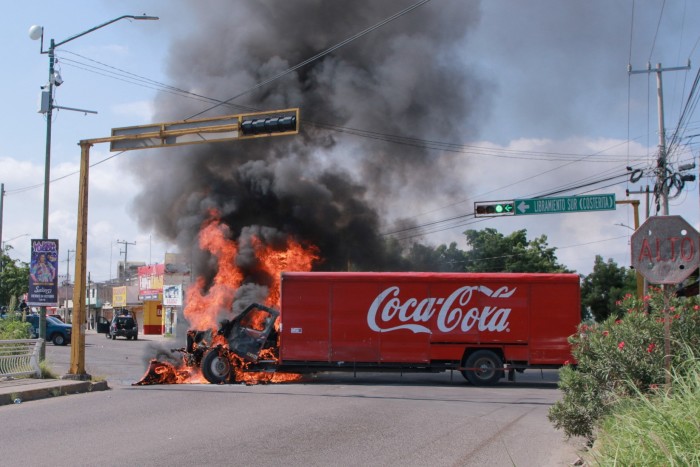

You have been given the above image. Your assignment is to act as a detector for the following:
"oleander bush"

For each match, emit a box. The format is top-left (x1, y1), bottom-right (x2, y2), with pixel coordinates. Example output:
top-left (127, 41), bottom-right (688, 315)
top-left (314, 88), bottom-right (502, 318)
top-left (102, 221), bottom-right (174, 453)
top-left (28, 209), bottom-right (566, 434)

top-left (548, 287), bottom-right (700, 441)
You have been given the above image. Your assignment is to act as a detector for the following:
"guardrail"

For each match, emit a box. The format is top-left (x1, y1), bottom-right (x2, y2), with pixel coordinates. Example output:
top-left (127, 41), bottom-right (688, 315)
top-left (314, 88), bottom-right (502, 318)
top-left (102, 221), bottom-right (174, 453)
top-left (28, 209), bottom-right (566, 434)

top-left (0, 339), bottom-right (43, 378)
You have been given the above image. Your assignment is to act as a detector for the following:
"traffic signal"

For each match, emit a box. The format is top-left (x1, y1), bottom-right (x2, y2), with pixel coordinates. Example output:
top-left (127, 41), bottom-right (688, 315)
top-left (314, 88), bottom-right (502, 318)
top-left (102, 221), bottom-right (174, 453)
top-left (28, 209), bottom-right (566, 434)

top-left (474, 201), bottom-right (515, 217)
top-left (241, 115), bottom-right (297, 136)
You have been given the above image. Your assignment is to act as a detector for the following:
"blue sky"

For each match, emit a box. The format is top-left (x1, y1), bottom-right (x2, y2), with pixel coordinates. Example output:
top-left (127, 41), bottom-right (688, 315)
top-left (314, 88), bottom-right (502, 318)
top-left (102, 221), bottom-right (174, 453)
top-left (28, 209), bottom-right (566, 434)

top-left (1, 1), bottom-right (699, 282)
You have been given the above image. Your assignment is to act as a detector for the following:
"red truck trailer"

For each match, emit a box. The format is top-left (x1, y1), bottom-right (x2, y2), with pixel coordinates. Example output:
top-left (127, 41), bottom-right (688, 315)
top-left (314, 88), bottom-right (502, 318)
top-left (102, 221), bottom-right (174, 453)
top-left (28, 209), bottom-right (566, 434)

top-left (192, 272), bottom-right (580, 386)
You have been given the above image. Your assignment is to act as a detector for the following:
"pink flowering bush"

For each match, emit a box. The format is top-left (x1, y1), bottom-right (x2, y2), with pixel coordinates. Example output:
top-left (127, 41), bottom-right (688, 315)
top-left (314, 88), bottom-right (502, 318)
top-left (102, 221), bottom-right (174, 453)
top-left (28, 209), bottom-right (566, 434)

top-left (548, 287), bottom-right (700, 441)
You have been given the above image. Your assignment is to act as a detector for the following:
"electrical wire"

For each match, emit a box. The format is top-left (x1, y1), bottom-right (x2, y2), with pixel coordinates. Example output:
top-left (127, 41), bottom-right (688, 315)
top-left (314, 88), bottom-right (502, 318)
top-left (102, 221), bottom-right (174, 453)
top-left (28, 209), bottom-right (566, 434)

top-left (185, 0), bottom-right (433, 120)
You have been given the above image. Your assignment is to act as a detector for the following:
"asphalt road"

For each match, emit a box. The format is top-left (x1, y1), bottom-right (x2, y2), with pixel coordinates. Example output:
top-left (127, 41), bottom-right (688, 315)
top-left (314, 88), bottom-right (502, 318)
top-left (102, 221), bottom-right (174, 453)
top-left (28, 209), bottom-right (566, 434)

top-left (0, 332), bottom-right (585, 466)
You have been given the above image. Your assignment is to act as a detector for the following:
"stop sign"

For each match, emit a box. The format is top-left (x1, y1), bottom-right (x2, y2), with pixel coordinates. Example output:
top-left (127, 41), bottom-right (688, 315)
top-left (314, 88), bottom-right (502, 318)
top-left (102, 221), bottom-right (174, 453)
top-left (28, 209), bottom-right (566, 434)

top-left (631, 215), bottom-right (700, 284)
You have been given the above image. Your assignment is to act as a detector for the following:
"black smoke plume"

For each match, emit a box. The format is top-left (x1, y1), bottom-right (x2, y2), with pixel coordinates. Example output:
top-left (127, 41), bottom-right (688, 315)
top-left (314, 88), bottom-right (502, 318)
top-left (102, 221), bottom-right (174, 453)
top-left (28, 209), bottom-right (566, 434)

top-left (128, 0), bottom-right (488, 280)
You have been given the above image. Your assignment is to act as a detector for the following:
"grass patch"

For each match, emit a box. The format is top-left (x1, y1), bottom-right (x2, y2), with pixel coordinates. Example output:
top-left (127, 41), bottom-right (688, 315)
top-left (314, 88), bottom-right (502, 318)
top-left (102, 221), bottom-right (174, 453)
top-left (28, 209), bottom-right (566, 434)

top-left (39, 360), bottom-right (58, 379)
top-left (585, 358), bottom-right (700, 465)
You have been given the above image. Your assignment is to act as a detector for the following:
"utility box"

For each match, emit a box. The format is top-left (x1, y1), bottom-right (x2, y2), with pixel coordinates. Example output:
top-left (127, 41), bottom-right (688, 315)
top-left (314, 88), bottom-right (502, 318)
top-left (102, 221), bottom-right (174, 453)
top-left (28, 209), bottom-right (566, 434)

top-left (37, 90), bottom-right (50, 114)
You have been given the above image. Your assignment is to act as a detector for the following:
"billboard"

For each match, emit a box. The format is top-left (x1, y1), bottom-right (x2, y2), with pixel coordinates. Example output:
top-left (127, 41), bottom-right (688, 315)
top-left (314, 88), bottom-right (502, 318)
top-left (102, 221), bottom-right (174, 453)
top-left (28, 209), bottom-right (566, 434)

top-left (27, 239), bottom-right (59, 306)
top-left (163, 284), bottom-right (183, 306)
top-left (138, 264), bottom-right (164, 300)
top-left (113, 286), bottom-right (127, 307)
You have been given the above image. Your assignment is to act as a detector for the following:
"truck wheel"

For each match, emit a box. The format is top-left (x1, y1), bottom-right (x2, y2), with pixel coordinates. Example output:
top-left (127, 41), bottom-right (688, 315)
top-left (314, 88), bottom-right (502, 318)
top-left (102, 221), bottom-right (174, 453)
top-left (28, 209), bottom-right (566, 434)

top-left (462, 350), bottom-right (503, 386)
top-left (52, 333), bottom-right (66, 346)
top-left (201, 349), bottom-right (232, 384)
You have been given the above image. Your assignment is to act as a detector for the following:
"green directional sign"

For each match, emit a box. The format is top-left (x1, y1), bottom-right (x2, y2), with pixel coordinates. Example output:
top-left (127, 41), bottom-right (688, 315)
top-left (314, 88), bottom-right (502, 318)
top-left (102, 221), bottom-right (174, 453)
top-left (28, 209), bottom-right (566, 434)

top-left (514, 194), bottom-right (615, 216)
top-left (514, 194), bottom-right (616, 216)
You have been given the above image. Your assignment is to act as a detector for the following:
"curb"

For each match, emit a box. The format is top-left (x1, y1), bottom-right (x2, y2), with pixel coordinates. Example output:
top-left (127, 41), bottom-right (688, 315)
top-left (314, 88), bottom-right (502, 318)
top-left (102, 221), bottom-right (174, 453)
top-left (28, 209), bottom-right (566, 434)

top-left (0, 379), bottom-right (110, 406)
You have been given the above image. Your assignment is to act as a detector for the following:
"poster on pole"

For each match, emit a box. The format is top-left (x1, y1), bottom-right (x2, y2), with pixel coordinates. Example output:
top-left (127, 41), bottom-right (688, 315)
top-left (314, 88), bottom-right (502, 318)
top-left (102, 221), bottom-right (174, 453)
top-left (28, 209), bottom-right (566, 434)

top-left (163, 284), bottom-right (182, 306)
top-left (27, 239), bottom-right (59, 306)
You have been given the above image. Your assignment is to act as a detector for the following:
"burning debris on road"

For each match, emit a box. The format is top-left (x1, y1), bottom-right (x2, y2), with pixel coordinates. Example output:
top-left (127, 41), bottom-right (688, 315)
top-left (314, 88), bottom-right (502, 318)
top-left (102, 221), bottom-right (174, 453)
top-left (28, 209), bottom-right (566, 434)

top-left (135, 213), bottom-right (314, 386)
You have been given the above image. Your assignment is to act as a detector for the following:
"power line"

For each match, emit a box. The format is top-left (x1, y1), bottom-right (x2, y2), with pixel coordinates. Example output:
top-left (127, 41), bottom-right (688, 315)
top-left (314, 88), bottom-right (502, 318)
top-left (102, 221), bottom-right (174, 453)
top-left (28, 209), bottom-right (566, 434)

top-left (186, 0), bottom-right (433, 120)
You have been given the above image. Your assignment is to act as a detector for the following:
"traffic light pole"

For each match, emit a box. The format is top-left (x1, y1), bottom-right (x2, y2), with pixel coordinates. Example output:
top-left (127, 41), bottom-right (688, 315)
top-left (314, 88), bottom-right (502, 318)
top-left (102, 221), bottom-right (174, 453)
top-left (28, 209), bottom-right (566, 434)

top-left (615, 199), bottom-right (644, 299)
top-left (65, 109), bottom-right (299, 379)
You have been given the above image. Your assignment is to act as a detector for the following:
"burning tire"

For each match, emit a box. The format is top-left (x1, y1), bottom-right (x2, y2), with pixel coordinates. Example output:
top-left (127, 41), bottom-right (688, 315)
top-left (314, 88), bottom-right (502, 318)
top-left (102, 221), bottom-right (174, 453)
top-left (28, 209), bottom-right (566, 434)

top-left (462, 350), bottom-right (503, 386)
top-left (201, 348), bottom-right (232, 384)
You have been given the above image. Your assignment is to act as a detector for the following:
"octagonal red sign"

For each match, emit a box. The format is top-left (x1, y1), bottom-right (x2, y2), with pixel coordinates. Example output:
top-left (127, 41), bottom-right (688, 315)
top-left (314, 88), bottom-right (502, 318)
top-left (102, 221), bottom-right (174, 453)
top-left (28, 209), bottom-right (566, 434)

top-left (631, 215), bottom-right (700, 284)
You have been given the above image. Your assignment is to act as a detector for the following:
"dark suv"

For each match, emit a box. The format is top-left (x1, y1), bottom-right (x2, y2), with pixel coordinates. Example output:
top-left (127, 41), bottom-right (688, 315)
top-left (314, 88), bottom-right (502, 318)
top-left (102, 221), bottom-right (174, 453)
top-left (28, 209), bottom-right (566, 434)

top-left (26, 314), bottom-right (72, 346)
top-left (109, 313), bottom-right (138, 340)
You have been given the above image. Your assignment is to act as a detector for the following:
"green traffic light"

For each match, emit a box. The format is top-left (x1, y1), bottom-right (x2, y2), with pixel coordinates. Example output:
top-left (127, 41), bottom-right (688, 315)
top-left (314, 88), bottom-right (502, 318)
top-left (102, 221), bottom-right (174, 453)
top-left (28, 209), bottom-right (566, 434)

top-left (495, 204), bottom-right (504, 213)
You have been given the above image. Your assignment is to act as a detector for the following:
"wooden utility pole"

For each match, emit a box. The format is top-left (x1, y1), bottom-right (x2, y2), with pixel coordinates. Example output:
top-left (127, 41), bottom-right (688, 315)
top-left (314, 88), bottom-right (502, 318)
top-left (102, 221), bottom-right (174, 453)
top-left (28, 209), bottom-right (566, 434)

top-left (628, 62), bottom-right (691, 215)
top-left (629, 62), bottom-right (691, 389)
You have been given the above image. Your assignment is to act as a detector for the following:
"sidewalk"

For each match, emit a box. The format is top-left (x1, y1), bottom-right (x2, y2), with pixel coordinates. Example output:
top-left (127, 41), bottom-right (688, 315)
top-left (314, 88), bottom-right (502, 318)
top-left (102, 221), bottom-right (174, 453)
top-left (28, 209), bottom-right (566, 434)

top-left (0, 376), bottom-right (109, 406)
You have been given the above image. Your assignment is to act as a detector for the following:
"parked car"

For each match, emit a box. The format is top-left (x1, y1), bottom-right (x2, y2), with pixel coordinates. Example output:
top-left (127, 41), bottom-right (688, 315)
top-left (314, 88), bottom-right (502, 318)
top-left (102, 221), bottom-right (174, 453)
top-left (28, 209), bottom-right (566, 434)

top-left (108, 313), bottom-right (138, 340)
top-left (47, 313), bottom-right (64, 322)
top-left (25, 314), bottom-right (72, 346)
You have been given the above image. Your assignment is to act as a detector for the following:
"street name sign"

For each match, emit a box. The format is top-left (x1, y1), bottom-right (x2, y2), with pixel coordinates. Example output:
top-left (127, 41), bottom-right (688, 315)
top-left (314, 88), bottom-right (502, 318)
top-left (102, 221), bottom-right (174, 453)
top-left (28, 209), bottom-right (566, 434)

top-left (514, 194), bottom-right (616, 216)
top-left (631, 215), bottom-right (700, 284)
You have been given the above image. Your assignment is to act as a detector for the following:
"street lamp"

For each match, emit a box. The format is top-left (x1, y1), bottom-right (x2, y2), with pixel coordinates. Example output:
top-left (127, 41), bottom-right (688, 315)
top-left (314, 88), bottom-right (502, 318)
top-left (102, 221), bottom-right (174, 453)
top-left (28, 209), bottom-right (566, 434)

top-left (1, 233), bottom-right (30, 252)
top-left (29, 14), bottom-right (158, 360)
top-left (29, 14), bottom-right (159, 241)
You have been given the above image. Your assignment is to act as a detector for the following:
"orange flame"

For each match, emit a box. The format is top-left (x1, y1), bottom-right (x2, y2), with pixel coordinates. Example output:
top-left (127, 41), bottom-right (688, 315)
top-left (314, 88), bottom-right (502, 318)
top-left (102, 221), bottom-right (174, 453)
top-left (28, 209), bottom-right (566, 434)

top-left (137, 210), bottom-right (320, 386)
top-left (251, 236), bottom-right (319, 308)
top-left (184, 215), bottom-right (243, 332)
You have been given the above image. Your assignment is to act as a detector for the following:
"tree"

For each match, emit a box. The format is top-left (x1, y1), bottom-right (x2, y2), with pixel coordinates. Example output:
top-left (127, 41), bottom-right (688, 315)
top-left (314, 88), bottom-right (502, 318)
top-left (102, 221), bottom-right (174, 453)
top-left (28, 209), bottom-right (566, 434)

top-left (405, 242), bottom-right (468, 272)
top-left (0, 247), bottom-right (30, 307)
top-left (462, 228), bottom-right (570, 273)
top-left (580, 255), bottom-right (636, 321)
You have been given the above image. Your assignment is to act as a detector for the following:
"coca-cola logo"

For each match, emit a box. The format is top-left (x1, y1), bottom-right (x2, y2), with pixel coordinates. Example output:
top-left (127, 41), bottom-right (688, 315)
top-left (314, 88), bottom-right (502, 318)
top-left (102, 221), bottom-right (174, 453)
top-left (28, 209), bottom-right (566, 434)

top-left (367, 285), bottom-right (515, 334)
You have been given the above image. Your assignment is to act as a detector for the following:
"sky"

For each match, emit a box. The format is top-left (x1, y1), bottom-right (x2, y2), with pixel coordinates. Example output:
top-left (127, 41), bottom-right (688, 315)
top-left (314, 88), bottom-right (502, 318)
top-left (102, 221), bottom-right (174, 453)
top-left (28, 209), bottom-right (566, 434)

top-left (1, 0), bottom-right (699, 285)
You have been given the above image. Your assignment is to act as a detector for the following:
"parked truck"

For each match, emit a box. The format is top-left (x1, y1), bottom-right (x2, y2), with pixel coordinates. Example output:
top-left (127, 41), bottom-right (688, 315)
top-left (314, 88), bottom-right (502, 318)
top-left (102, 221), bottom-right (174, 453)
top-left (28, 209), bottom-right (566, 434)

top-left (187, 272), bottom-right (580, 386)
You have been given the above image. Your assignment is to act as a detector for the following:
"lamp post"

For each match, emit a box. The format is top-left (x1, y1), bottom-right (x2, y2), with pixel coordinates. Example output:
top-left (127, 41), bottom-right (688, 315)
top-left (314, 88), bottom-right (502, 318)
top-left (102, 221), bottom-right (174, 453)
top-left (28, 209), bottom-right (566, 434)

top-left (29, 14), bottom-right (158, 359)
top-left (1, 233), bottom-right (31, 252)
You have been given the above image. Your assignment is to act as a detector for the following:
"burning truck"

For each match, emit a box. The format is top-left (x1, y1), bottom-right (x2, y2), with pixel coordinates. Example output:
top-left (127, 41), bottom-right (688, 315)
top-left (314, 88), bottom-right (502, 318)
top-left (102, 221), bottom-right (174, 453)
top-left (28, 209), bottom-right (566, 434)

top-left (138, 270), bottom-right (581, 386)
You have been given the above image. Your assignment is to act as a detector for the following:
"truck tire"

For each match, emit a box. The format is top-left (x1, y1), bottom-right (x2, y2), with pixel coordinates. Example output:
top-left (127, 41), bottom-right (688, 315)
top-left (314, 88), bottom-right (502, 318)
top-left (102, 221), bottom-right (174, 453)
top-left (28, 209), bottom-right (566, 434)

top-left (462, 350), bottom-right (503, 386)
top-left (201, 348), bottom-right (232, 384)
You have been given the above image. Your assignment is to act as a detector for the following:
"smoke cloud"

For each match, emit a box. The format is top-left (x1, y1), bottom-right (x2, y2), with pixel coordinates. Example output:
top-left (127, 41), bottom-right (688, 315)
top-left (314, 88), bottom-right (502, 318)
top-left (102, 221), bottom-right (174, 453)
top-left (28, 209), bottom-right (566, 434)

top-left (128, 0), bottom-right (488, 281)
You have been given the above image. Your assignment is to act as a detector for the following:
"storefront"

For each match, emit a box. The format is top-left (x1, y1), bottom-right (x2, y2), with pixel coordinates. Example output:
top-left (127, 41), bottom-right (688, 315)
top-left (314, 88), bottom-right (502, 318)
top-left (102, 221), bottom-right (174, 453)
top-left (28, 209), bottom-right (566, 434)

top-left (138, 264), bottom-right (165, 335)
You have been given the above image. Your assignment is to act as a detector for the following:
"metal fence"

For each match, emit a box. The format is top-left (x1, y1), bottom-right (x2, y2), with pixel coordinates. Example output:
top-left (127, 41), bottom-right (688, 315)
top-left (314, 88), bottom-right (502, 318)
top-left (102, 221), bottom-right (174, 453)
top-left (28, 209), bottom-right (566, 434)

top-left (0, 339), bottom-right (43, 378)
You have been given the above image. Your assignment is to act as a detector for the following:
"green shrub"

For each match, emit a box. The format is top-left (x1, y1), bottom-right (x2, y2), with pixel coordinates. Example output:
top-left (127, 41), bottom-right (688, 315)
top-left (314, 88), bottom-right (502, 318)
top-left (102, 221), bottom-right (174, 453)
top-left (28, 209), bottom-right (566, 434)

top-left (548, 288), bottom-right (700, 441)
top-left (0, 316), bottom-right (32, 339)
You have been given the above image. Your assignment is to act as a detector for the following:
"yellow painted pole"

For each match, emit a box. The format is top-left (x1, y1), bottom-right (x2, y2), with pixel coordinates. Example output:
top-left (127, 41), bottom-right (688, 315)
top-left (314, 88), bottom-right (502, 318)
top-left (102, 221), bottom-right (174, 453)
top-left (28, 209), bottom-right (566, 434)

top-left (68, 141), bottom-right (91, 379)
top-left (616, 200), bottom-right (643, 299)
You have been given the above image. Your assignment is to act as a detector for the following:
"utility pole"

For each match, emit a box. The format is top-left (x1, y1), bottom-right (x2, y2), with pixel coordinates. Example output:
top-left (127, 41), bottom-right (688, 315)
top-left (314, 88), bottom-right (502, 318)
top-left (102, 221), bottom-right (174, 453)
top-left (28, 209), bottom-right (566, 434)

top-left (630, 62), bottom-right (692, 390)
top-left (87, 272), bottom-right (92, 330)
top-left (64, 249), bottom-right (74, 319)
top-left (0, 183), bottom-right (4, 250)
top-left (628, 62), bottom-right (691, 215)
top-left (117, 239), bottom-right (135, 284)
